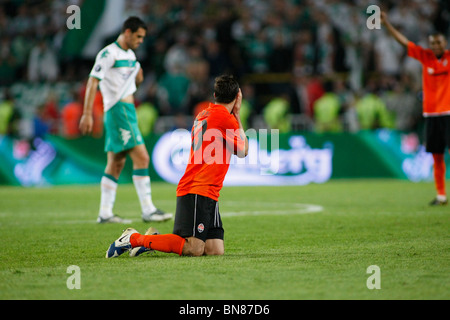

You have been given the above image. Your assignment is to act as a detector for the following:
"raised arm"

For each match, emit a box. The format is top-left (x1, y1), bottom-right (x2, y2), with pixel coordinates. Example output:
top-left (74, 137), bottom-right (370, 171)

top-left (232, 89), bottom-right (249, 158)
top-left (380, 11), bottom-right (409, 47)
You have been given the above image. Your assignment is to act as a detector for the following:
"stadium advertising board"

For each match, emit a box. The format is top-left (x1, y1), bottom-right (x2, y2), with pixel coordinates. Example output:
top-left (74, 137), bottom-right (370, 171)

top-left (152, 129), bottom-right (333, 186)
top-left (0, 130), bottom-right (447, 186)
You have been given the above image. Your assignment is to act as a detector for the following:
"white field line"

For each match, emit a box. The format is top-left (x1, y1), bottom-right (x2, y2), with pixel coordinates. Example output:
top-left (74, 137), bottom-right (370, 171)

top-left (2, 201), bottom-right (323, 225)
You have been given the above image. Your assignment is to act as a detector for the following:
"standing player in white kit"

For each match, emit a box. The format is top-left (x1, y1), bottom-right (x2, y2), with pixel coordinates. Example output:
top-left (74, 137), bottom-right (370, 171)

top-left (79, 16), bottom-right (172, 223)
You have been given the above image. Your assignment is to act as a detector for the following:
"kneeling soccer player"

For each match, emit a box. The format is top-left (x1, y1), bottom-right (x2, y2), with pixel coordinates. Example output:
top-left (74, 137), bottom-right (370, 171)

top-left (106, 75), bottom-right (249, 257)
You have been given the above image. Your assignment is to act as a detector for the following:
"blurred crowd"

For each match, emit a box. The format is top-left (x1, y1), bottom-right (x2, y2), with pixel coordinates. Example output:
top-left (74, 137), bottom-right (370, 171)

top-left (1, 0), bottom-right (449, 139)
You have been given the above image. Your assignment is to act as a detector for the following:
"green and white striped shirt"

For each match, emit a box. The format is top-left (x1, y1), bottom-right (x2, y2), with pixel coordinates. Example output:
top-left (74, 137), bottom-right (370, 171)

top-left (89, 41), bottom-right (140, 111)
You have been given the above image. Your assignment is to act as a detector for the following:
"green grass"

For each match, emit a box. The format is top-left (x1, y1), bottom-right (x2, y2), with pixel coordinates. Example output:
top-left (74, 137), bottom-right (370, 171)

top-left (0, 180), bottom-right (448, 300)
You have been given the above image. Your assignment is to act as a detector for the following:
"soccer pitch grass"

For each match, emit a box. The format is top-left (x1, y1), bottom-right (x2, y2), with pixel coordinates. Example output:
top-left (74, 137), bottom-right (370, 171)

top-left (0, 179), bottom-right (448, 300)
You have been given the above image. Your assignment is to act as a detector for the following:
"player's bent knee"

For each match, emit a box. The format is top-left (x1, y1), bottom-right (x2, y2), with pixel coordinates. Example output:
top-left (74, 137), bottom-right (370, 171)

top-left (182, 237), bottom-right (205, 256)
top-left (185, 245), bottom-right (205, 257)
top-left (204, 247), bottom-right (224, 256)
top-left (204, 239), bottom-right (224, 256)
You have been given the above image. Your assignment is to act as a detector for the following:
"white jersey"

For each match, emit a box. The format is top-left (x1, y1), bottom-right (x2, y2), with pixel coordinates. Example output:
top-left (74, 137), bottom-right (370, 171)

top-left (89, 41), bottom-right (140, 111)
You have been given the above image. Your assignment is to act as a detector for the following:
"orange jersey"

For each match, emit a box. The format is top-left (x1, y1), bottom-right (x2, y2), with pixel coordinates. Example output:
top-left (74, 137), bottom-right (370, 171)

top-left (407, 41), bottom-right (450, 117)
top-left (176, 103), bottom-right (245, 201)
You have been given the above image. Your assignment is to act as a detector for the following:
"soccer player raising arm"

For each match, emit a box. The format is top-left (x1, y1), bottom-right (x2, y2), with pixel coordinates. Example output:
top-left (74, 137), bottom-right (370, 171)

top-left (381, 11), bottom-right (450, 206)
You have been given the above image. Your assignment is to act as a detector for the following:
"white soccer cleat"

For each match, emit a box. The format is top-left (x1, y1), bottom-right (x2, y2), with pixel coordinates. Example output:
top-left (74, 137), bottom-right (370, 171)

top-left (142, 209), bottom-right (173, 222)
top-left (129, 227), bottom-right (160, 257)
top-left (105, 228), bottom-right (138, 258)
top-left (97, 215), bottom-right (132, 224)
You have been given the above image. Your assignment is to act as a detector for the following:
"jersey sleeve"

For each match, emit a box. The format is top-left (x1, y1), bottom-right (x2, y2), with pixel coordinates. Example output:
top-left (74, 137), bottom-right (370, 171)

top-left (224, 115), bottom-right (245, 155)
top-left (89, 47), bottom-right (114, 81)
top-left (407, 41), bottom-right (428, 63)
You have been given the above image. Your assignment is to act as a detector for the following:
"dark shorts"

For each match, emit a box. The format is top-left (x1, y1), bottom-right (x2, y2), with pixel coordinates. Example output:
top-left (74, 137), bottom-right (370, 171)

top-left (424, 115), bottom-right (450, 154)
top-left (172, 194), bottom-right (224, 242)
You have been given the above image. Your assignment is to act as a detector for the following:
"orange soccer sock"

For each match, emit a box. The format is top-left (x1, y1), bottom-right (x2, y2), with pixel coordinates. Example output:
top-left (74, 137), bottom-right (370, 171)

top-left (432, 153), bottom-right (446, 196)
top-left (130, 233), bottom-right (185, 256)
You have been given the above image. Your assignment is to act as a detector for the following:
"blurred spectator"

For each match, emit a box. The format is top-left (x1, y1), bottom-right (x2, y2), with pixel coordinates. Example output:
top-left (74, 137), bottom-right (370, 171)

top-left (338, 12), bottom-right (365, 92)
top-left (287, 71), bottom-right (326, 131)
top-left (265, 13), bottom-right (293, 72)
top-left (214, 4), bottom-right (237, 63)
top-left (269, 33), bottom-right (293, 73)
top-left (231, 10), bottom-right (261, 49)
top-left (10, 32), bottom-right (32, 81)
top-left (205, 40), bottom-right (229, 79)
top-left (164, 30), bottom-right (190, 75)
top-left (356, 77), bottom-right (395, 130)
top-left (335, 79), bottom-right (358, 132)
top-left (193, 101), bottom-right (210, 118)
top-left (305, 74), bottom-right (326, 116)
top-left (388, 0), bottom-right (422, 42)
top-left (245, 29), bottom-right (272, 73)
top-left (313, 10), bottom-right (335, 75)
top-left (313, 80), bottom-right (342, 133)
top-left (375, 29), bottom-right (404, 76)
top-left (185, 44), bottom-right (212, 113)
top-left (155, 27), bottom-right (192, 115)
top-left (148, 38), bottom-right (168, 80)
top-left (289, 73), bottom-right (311, 118)
top-left (9, 4), bottom-right (32, 36)
top-left (37, 92), bottom-right (60, 135)
top-left (265, 12), bottom-right (292, 49)
top-left (0, 36), bottom-right (17, 85)
top-left (156, 67), bottom-right (191, 115)
top-left (0, 93), bottom-right (13, 135)
top-left (27, 39), bottom-right (59, 82)
top-left (382, 75), bottom-right (422, 131)
top-left (292, 30), bottom-right (315, 75)
top-left (60, 89), bottom-right (83, 138)
top-left (0, 89), bottom-right (21, 137)
top-left (92, 95), bottom-right (104, 138)
top-left (33, 104), bottom-right (50, 138)
top-left (240, 83), bottom-right (256, 130)
top-left (0, 0), bottom-right (448, 135)
top-left (0, 7), bottom-right (9, 37)
top-left (136, 102), bottom-right (158, 137)
top-left (263, 95), bottom-right (291, 133)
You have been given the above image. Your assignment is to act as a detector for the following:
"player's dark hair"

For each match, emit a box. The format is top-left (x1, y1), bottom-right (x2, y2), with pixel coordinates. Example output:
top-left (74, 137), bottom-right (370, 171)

top-left (122, 16), bottom-right (147, 33)
top-left (214, 75), bottom-right (239, 104)
top-left (429, 32), bottom-right (446, 39)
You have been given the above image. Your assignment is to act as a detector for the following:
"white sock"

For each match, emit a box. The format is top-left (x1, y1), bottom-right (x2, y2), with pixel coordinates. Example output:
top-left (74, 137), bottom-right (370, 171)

top-left (133, 175), bottom-right (157, 214)
top-left (99, 175), bottom-right (117, 219)
top-left (437, 194), bottom-right (447, 202)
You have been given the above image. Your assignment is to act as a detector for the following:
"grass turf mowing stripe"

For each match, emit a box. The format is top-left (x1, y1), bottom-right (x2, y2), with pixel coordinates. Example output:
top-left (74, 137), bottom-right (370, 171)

top-left (0, 180), bottom-right (448, 300)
